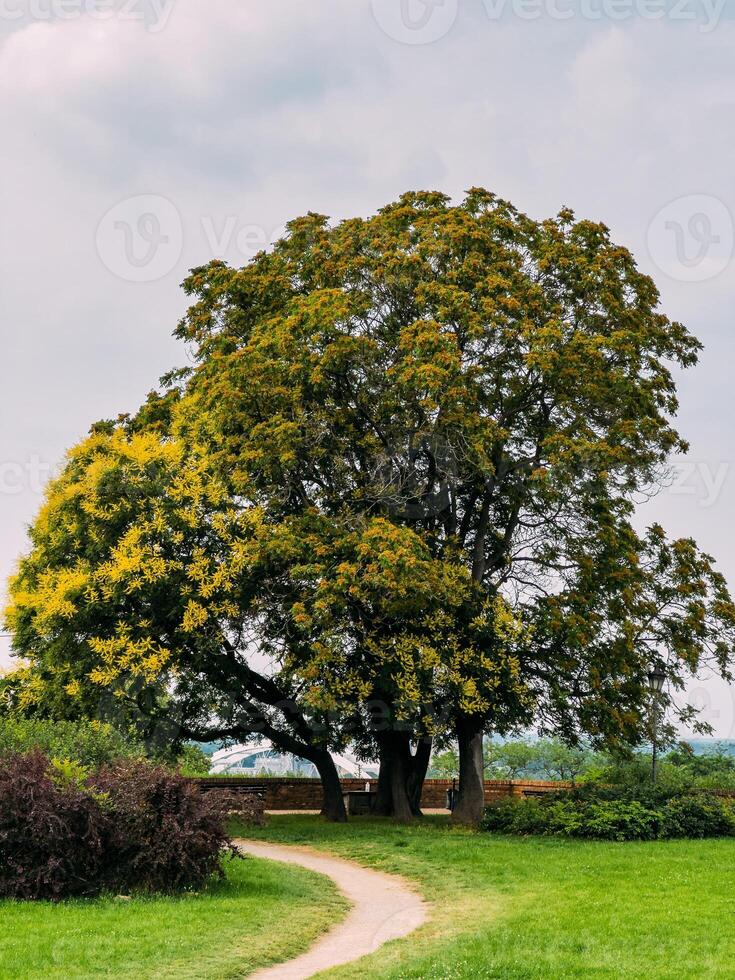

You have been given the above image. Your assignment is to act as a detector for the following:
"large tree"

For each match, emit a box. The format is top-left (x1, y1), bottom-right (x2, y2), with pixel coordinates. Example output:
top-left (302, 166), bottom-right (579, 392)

top-left (7, 188), bottom-right (735, 826)
top-left (173, 188), bottom-right (735, 823)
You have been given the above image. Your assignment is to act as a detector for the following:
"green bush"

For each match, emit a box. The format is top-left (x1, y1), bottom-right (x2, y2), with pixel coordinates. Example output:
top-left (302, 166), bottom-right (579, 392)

top-left (482, 798), bottom-right (576, 836)
top-left (543, 800), bottom-right (587, 836)
top-left (578, 800), bottom-right (660, 841)
top-left (581, 744), bottom-right (735, 793)
top-left (0, 718), bottom-right (212, 774)
top-left (0, 718), bottom-right (140, 768)
top-left (176, 743), bottom-right (213, 776)
top-left (666, 744), bottom-right (735, 785)
top-left (483, 797), bottom-right (549, 835)
top-left (659, 794), bottom-right (735, 839)
top-left (692, 772), bottom-right (735, 790)
top-left (482, 789), bottom-right (735, 841)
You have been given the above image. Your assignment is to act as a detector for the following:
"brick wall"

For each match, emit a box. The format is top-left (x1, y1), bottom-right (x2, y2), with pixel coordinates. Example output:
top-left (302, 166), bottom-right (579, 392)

top-left (193, 776), bottom-right (574, 810)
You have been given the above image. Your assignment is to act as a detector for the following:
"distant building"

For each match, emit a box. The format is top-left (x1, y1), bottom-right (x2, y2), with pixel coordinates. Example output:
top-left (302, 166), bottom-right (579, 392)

top-left (210, 739), bottom-right (379, 778)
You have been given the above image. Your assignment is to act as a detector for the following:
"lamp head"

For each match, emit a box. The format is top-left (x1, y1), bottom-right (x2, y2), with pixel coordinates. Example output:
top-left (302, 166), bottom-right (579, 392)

top-left (647, 667), bottom-right (666, 694)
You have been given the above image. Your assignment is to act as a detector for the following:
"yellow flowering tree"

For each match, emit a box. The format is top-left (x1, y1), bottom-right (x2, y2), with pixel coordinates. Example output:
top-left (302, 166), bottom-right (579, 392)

top-left (4, 418), bottom-right (367, 817)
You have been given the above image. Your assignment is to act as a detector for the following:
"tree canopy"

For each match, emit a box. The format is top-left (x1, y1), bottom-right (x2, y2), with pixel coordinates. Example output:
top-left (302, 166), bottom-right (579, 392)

top-left (5, 189), bottom-right (735, 824)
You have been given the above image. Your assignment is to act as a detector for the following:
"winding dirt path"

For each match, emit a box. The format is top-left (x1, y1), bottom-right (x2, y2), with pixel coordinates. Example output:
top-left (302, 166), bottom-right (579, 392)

top-left (237, 840), bottom-right (428, 979)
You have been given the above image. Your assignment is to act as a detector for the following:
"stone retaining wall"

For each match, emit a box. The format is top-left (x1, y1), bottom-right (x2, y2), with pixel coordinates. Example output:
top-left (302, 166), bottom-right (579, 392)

top-left (193, 776), bottom-right (575, 810)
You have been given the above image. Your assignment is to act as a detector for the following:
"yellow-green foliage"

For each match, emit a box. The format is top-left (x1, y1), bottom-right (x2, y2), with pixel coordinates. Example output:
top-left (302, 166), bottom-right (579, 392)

top-left (4, 422), bottom-right (530, 730)
top-left (6, 188), bottom-right (735, 751)
top-left (5, 428), bottom-right (241, 708)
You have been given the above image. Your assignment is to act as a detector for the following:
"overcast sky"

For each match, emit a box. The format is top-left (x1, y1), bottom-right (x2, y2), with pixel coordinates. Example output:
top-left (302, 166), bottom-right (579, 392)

top-left (2, 0), bottom-right (735, 737)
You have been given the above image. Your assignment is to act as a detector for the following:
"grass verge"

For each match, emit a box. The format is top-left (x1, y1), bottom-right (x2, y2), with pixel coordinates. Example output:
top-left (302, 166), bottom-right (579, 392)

top-left (234, 814), bottom-right (735, 979)
top-left (0, 852), bottom-right (347, 979)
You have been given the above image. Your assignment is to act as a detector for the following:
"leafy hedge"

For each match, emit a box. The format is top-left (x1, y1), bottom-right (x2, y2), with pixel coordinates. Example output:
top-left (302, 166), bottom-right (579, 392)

top-left (0, 752), bottom-right (236, 900)
top-left (482, 787), bottom-right (735, 841)
top-left (0, 718), bottom-right (141, 768)
top-left (0, 717), bottom-right (214, 776)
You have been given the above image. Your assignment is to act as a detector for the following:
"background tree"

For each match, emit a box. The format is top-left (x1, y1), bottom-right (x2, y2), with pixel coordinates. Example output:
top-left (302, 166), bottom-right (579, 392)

top-left (489, 740), bottom-right (542, 779)
top-left (535, 740), bottom-right (592, 782)
top-left (429, 747), bottom-right (460, 780)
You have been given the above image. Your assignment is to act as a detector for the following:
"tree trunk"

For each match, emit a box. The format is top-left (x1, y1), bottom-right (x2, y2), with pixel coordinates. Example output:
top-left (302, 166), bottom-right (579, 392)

top-left (407, 737), bottom-right (432, 817)
top-left (373, 739), bottom-right (395, 816)
top-left (312, 750), bottom-right (348, 823)
top-left (374, 732), bottom-right (414, 821)
top-left (452, 719), bottom-right (485, 827)
top-left (374, 732), bottom-right (429, 821)
top-left (389, 744), bottom-right (414, 823)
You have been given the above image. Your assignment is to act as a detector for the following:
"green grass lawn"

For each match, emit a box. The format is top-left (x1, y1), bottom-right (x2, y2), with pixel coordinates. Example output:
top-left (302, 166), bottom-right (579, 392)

top-left (235, 814), bottom-right (735, 979)
top-left (0, 853), bottom-right (347, 979)
top-left (6, 816), bottom-right (735, 979)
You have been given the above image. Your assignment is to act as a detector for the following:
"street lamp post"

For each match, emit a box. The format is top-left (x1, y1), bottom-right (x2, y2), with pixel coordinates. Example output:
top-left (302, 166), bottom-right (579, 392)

top-left (647, 667), bottom-right (666, 785)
